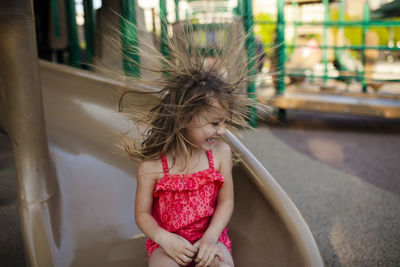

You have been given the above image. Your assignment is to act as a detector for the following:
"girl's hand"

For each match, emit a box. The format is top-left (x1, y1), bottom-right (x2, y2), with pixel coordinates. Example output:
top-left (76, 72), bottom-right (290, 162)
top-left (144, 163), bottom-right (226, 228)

top-left (193, 237), bottom-right (224, 266)
top-left (160, 233), bottom-right (198, 266)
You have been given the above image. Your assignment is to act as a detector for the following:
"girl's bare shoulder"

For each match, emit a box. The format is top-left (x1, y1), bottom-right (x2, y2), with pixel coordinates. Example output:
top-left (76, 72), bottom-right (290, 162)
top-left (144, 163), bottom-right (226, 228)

top-left (137, 159), bottom-right (164, 182)
top-left (213, 140), bottom-right (231, 155)
top-left (213, 141), bottom-right (232, 170)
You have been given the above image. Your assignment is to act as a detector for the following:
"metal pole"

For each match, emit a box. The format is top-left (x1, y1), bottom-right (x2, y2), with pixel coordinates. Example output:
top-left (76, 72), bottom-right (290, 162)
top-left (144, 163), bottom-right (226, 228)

top-left (235, 0), bottom-right (242, 17)
top-left (65, 0), bottom-right (81, 67)
top-left (160, 0), bottom-right (170, 59)
top-left (291, 2), bottom-right (298, 58)
top-left (174, 0), bottom-right (180, 22)
top-left (83, 0), bottom-right (95, 68)
top-left (276, 0), bottom-right (286, 119)
top-left (338, 1), bottom-right (345, 46)
top-left (338, 0), bottom-right (349, 88)
top-left (276, 0), bottom-right (285, 94)
top-left (322, 0), bottom-right (329, 84)
top-left (242, 0), bottom-right (258, 127)
top-left (361, 2), bottom-right (370, 92)
top-left (51, 0), bottom-right (61, 38)
top-left (120, 0), bottom-right (141, 77)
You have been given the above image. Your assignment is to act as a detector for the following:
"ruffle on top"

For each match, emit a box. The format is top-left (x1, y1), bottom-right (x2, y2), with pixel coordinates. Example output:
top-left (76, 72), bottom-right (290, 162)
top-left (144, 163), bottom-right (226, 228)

top-left (154, 169), bottom-right (224, 197)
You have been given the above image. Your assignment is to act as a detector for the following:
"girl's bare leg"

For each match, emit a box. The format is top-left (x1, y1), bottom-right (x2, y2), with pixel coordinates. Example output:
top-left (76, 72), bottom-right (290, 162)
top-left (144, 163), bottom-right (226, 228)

top-left (149, 247), bottom-right (181, 267)
top-left (210, 242), bottom-right (234, 267)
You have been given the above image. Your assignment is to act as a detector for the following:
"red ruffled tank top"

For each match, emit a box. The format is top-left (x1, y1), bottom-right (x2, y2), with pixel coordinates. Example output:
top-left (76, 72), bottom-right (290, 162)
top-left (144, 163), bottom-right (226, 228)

top-left (145, 150), bottom-right (232, 257)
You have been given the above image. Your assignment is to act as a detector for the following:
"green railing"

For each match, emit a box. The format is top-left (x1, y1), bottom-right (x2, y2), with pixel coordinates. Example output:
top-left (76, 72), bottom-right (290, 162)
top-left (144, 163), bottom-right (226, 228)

top-left (255, 0), bottom-right (400, 94)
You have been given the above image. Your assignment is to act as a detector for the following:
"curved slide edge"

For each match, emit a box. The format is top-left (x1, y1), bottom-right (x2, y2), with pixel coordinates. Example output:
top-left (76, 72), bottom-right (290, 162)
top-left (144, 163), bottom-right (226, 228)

top-left (225, 131), bottom-right (323, 267)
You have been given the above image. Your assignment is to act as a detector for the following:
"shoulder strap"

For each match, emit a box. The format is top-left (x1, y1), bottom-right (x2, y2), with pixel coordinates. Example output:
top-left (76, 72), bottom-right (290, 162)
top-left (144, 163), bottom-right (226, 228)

top-left (161, 155), bottom-right (169, 175)
top-left (207, 150), bottom-right (215, 170)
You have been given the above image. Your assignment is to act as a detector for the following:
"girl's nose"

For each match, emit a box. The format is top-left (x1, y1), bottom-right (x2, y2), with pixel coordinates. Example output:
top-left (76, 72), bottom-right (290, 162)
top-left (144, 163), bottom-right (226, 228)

top-left (216, 125), bottom-right (226, 136)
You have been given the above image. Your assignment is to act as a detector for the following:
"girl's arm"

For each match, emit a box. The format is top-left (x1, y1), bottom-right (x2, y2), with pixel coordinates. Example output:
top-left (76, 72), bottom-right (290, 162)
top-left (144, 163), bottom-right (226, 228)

top-left (135, 160), bottom-right (198, 265)
top-left (194, 141), bottom-right (234, 266)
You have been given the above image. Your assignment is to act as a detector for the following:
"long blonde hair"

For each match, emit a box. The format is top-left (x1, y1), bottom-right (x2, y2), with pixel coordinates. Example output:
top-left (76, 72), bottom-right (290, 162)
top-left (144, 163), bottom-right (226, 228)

top-left (96, 18), bottom-right (259, 167)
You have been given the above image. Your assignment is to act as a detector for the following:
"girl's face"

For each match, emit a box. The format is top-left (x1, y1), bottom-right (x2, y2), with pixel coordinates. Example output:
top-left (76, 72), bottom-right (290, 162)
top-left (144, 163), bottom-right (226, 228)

top-left (183, 99), bottom-right (227, 151)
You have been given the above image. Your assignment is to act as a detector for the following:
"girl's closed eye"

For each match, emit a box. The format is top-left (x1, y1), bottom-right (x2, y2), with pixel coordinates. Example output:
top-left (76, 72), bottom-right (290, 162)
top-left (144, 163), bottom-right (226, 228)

top-left (211, 118), bottom-right (225, 126)
top-left (211, 120), bottom-right (225, 127)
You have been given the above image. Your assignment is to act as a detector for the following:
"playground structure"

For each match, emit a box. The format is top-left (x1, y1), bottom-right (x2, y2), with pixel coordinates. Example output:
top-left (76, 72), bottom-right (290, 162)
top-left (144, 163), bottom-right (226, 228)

top-left (38, 0), bottom-right (400, 121)
top-left (0, 0), bottom-right (324, 266)
top-left (256, 0), bottom-right (400, 119)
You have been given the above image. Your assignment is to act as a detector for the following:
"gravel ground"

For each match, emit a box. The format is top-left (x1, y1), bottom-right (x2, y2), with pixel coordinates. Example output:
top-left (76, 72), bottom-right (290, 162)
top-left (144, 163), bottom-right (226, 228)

top-left (239, 110), bottom-right (400, 266)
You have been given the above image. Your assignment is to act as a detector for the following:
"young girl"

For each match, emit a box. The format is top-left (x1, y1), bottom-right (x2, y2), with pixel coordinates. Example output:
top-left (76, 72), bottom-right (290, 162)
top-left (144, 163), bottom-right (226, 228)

top-left (134, 71), bottom-right (241, 267)
top-left (118, 22), bottom-right (254, 267)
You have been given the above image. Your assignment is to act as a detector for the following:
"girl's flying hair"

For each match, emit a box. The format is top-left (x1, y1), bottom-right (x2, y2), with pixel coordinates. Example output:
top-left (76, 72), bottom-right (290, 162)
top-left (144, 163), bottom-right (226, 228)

top-left (94, 16), bottom-right (261, 168)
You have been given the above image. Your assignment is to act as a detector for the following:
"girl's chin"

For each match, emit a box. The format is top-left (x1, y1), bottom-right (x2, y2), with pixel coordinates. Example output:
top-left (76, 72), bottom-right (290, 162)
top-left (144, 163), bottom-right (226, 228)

top-left (198, 144), bottom-right (212, 151)
top-left (192, 139), bottom-right (217, 151)
top-left (190, 144), bottom-right (211, 152)
top-left (205, 139), bottom-right (216, 149)
top-left (195, 142), bottom-right (213, 151)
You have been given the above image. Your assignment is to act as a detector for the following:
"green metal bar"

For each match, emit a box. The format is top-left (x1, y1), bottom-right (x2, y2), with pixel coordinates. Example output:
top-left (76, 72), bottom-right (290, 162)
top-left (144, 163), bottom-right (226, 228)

top-left (65, 0), bottom-right (81, 67)
top-left (276, 0), bottom-right (285, 96)
top-left (50, 0), bottom-right (61, 38)
top-left (120, 0), bottom-right (140, 77)
top-left (287, 73), bottom-right (400, 82)
top-left (337, 0), bottom-right (345, 52)
top-left (285, 44), bottom-right (400, 50)
top-left (291, 2), bottom-right (298, 58)
top-left (83, 0), bottom-right (95, 69)
top-left (242, 0), bottom-right (258, 127)
top-left (255, 20), bottom-right (400, 27)
top-left (322, 0), bottom-right (329, 84)
top-left (361, 2), bottom-right (370, 92)
top-left (160, 0), bottom-right (170, 59)
top-left (233, 0), bottom-right (242, 16)
top-left (264, 43), bottom-right (400, 50)
top-left (276, 0), bottom-right (286, 120)
top-left (174, 0), bottom-right (180, 22)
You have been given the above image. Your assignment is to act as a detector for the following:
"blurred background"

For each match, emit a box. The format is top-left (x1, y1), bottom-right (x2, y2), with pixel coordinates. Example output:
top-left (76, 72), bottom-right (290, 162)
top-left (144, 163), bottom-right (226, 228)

top-left (33, 0), bottom-right (400, 119)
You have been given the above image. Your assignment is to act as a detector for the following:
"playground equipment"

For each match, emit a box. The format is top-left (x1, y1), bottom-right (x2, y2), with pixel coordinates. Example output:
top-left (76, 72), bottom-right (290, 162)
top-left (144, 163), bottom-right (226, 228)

top-left (257, 0), bottom-right (400, 119)
top-left (0, 0), bottom-right (323, 266)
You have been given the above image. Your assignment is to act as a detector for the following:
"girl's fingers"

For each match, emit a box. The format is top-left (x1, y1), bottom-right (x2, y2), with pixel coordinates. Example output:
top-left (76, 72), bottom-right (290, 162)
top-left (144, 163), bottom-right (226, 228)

top-left (195, 248), bottom-right (204, 263)
top-left (204, 251), bottom-right (215, 266)
top-left (174, 256), bottom-right (186, 266)
top-left (184, 249), bottom-right (195, 258)
top-left (179, 254), bottom-right (192, 264)
top-left (197, 249), bottom-right (210, 266)
top-left (186, 244), bottom-right (199, 253)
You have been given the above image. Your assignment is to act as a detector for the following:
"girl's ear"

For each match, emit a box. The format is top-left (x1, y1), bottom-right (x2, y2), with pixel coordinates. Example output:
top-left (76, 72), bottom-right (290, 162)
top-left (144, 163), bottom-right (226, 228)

top-left (177, 119), bottom-right (186, 129)
top-left (178, 112), bottom-right (195, 129)
top-left (177, 114), bottom-right (191, 130)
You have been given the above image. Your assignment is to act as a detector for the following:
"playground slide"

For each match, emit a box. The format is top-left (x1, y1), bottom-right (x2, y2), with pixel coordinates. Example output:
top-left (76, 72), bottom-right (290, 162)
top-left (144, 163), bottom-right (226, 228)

top-left (26, 60), bottom-right (323, 267)
top-left (0, 2), bottom-right (322, 265)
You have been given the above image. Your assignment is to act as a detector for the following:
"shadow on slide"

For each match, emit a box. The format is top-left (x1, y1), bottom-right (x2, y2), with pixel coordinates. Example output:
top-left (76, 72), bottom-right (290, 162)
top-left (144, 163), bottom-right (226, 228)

top-left (10, 60), bottom-right (321, 267)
